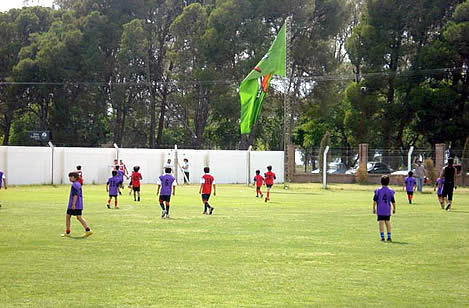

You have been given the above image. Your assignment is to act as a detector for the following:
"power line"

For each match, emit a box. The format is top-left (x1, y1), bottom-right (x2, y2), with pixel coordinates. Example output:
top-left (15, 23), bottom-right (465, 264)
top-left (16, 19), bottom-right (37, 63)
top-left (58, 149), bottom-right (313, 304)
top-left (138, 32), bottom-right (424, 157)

top-left (0, 67), bottom-right (465, 86)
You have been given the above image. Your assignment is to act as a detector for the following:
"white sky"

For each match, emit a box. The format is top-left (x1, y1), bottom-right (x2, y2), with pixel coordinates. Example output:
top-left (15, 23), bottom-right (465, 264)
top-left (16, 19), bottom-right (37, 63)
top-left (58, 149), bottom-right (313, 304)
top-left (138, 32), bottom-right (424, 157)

top-left (0, 0), bottom-right (54, 12)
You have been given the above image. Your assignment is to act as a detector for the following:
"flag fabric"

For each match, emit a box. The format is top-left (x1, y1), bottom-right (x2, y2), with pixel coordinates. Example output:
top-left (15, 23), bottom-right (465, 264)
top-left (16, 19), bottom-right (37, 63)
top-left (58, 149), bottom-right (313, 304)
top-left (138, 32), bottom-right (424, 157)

top-left (240, 23), bottom-right (286, 134)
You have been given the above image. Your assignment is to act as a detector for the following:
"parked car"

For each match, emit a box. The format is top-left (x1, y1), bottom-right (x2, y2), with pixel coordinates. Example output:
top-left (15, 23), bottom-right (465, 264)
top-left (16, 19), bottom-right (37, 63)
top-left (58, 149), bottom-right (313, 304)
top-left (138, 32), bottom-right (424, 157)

top-left (311, 162), bottom-right (349, 174)
top-left (346, 162), bottom-right (394, 174)
top-left (367, 162), bottom-right (393, 174)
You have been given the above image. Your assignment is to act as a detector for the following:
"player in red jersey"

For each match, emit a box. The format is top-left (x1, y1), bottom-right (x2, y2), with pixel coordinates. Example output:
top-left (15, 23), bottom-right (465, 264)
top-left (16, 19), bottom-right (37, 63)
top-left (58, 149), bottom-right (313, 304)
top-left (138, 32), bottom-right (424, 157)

top-left (129, 166), bottom-right (142, 202)
top-left (199, 167), bottom-right (216, 215)
top-left (76, 165), bottom-right (84, 185)
top-left (264, 165), bottom-right (276, 202)
top-left (253, 170), bottom-right (264, 198)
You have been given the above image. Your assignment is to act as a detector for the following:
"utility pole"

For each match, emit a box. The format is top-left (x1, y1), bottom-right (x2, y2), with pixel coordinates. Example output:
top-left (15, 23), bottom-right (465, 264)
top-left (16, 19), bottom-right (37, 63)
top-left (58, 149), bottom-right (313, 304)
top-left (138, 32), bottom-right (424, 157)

top-left (283, 16), bottom-right (293, 185)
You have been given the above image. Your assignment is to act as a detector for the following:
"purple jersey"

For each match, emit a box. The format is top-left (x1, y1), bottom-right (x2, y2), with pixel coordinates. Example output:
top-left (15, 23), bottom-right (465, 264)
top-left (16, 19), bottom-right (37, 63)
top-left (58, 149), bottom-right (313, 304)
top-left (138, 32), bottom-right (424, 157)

top-left (117, 170), bottom-right (124, 182)
top-left (404, 176), bottom-right (416, 192)
top-left (373, 186), bottom-right (395, 216)
top-left (158, 173), bottom-right (176, 196)
top-left (68, 181), bottom-right (83, 210)
top-left (107, 176), bottom-right (120, 196)
top-left (0, 170), bottom-right (3, 188)
top-left (436, 178), bottom-right (445, 196)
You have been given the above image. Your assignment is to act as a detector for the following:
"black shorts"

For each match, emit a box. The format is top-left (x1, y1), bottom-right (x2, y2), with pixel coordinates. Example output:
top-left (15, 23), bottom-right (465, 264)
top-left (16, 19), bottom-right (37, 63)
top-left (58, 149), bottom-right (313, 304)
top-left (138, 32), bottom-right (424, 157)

top-left (159, 195), bottom-right (171, 202)
top-left (202, 194), bottom-right (211, 201)
top-left (377, 215), bottom-right (390, 221)
top-left (442, 182), bottom-right (454, 200)
top-left (266, 184), bottom-right (273, 188)
top-left (256, 185), bottom-right (262, 190)
top-left (133, 186), bottom-right (140, 192)
top-left (67, 209), bottom-right (83, 216)
top-left (406, 191), bottom-right (413, 196)
top-left (109, 194), bottom-right (117, 198)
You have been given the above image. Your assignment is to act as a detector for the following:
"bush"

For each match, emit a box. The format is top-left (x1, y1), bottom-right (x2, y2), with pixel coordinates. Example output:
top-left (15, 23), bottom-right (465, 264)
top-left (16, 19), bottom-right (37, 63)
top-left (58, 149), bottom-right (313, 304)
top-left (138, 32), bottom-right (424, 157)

top-left (424, 158), bottom-right (437, 184)
top-left (355, 165), bottom-right (368, 184)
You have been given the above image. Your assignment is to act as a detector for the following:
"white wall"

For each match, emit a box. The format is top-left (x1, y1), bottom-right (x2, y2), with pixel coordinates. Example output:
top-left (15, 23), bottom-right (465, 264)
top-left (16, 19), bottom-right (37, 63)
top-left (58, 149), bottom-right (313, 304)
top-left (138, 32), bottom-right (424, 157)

top-left (0, 146), bottom-right (284, 185)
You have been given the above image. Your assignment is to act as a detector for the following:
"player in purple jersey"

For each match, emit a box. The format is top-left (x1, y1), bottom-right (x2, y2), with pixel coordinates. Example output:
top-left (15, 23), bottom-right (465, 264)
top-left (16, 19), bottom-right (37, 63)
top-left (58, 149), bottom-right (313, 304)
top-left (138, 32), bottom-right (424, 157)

top-left (114, 166), bottom-right (126, 195)
top-left (434, 177), bottom-right (445, 209)
top-left (157, 168), bottom-right (176, 219)
top-left (62, 172), bottom-right (93, 238)
top-left (106, 171), bottom-right (120, 209)
top-left (403, 171), bottom-right (416, 204)
top-left (373, 175), bottom-right (396, 242)
top-left (0, 169), bottom-right (7, 208)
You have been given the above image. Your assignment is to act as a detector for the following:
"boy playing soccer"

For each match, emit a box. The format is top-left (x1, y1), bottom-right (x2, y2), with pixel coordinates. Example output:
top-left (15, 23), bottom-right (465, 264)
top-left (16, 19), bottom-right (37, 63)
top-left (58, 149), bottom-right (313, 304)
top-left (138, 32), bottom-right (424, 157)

top-left (200, 167), bottom-right (216, 215)
top-left (264, 165), bottom-right (276, 203)
top-left (253, 170), bottom-right (264, 198)
top-left (0, 169), bottom-right (7, 208)
top-left (106, 170), bottom-right (120, 209)
top-left (129, 166), bottom-right (143, 202)
top-left (434, 177), bottom-right (445, 209)
top-left (373, 175), bottom-right (396, 242)
top-left (62, 172), bottom-right (93, 238)
top-left (404, 171), bottom-right (416, 204)
top-left (157, 167), bottom-right (176, 219)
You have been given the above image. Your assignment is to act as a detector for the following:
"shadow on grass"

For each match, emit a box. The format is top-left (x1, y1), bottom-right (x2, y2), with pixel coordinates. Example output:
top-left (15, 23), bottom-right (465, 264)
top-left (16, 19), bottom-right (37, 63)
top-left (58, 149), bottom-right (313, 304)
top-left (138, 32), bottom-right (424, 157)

top-left (449, 210), bottom-right (469, 214)
top-left (389, 241), bottom-right (409, 245)
top-left (272, 191), bottom-right (320, 196)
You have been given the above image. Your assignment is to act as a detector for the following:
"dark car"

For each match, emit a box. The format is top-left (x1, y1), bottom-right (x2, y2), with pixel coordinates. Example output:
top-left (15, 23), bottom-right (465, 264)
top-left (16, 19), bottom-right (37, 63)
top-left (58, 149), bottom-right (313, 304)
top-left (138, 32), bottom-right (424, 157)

top-left (367, 162), bottom-right (393, 174)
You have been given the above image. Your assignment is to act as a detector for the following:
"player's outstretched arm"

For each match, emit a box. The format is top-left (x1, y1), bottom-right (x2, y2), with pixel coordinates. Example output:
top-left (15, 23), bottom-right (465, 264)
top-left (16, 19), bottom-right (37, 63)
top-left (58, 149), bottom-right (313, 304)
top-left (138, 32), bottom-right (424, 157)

top-left (157, 184), bottom-right (161, 195)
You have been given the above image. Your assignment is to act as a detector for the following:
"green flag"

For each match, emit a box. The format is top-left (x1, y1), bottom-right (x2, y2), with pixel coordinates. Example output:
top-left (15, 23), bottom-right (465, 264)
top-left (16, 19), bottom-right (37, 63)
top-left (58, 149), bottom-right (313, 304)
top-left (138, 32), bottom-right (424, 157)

top-left (240, 23), bottom-right (286, 134)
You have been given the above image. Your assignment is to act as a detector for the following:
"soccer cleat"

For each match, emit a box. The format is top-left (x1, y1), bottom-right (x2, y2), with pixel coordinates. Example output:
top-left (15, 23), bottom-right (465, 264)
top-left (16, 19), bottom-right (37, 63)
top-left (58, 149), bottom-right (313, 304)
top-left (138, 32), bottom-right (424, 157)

top-left (165, 214), bottom-right (170, 219)
top-left (61, 233), bottom-right (71, 237)
top-left (202, 211), bottom-right (207, 215)
top-left (380, 238), bottom-right (385, 242)
top-left (387, 238), bottom-right (392, 242)
top-left (138, 197), bottom-right (140, 202)
top-left (209, 207), bottom-right (214, 215)
top-left (83, 230), bottom-right (93, 238)
top-left (260, 194), bottom-right (264, 198)
top-left (161, 210), bottom-right (166, 218)
top-left (106, 204), bottom-right (110, 209)
top-left (265, 198), bottom-right (268, 203)
top-left (115, 206), bottom-right (120, 209)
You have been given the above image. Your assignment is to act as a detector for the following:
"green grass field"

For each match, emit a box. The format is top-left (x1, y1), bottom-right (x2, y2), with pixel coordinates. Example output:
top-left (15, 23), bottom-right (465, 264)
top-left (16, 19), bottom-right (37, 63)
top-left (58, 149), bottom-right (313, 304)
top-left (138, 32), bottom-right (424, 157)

top-left (0, 183), bottom-right (468, 307)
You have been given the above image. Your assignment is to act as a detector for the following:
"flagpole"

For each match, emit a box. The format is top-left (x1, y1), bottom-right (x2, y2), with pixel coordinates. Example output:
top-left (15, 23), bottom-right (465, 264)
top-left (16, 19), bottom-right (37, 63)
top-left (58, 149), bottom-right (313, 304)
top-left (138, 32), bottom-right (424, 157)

top-left (283, 16), bottom-right (293, 186)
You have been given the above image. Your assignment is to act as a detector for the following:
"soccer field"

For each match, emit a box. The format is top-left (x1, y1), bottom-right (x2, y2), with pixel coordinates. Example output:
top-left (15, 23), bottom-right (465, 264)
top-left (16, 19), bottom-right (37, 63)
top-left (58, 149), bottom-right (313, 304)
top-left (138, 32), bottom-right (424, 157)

top-left (0, 183), bottom-right (468, 307)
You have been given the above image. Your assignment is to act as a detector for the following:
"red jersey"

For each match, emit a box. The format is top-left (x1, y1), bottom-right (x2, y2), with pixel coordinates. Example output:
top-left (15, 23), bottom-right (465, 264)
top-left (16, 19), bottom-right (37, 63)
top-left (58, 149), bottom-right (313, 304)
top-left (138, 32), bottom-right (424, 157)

top-left (200, 174), bottom-right (215, 194)
top-left (77, 171), bottom-right (83, 185)
top-left (264, 171), bottom-right (276, 185)
top-left (253, 175), bottom-right (264, 187)
top-left (131, 171), bottom-right (142, 187)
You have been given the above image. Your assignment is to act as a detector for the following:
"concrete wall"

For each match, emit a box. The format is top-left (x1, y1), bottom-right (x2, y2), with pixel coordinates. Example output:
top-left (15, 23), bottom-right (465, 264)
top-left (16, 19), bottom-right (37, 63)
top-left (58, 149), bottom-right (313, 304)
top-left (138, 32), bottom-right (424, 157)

top-left (0, 146), bottom-right (284, 185)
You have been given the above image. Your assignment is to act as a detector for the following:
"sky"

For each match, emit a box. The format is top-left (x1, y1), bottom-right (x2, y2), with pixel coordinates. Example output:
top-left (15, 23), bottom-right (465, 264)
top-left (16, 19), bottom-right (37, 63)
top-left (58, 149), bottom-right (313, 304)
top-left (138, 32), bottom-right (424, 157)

top-left (0, 0), bottom-right (54, 12)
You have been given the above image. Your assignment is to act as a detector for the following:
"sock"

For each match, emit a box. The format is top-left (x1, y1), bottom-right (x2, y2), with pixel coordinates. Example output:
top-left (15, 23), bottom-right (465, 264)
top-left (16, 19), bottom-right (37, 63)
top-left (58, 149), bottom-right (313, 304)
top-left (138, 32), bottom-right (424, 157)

top-left (204, 203), bottom-right (207, 212)
top-left (159, 199), bottom-right (165, 211)
top-left (207, 203), bottom-right (211, 210)
top-left (380, 232), bottom-right (385, 240)
top-left (66, 229), bottom-right (71, 234)
top-left (165, 204), bottom-right (170, 215)
top-left (115, 200), bottom-right (118, 207)
top-left (387, 232), bottom-right (391, 239)
top-left (85, 227), bottom-right (90, 232)
top-left (107, 199), bottom-right (111, 205)
top-left (267, 191), bottom-right (270, 199)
